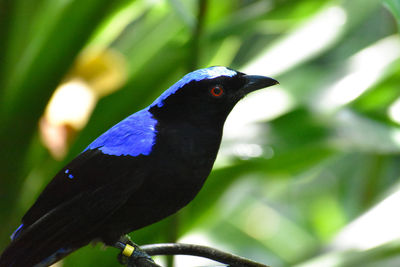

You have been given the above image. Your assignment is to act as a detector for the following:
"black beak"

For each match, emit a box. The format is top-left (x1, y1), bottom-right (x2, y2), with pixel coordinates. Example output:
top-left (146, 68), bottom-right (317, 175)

top-left (241, 75), bottom-right (279, 94)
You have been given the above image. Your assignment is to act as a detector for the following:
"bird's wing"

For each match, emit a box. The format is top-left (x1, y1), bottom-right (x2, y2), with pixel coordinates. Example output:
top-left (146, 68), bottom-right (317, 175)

top-left (21, 108), bottom-right (157, 228)
top-left (1, 148), bottom-right (151, 266)
top-left (21, 148), bottom-right (147, 228)
top-left (1, 111), bottom-right (157, 266)
top-left (1, 177), bottom-right (137, 266)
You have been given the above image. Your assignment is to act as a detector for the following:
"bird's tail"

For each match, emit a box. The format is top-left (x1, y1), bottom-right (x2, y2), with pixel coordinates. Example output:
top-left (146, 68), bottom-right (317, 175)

top-left (0, 214), bottom-right (89, 266)
top-left (0, 182), bottom-right (129, 266)
top-left (0, 237), bottom-right (73, 267)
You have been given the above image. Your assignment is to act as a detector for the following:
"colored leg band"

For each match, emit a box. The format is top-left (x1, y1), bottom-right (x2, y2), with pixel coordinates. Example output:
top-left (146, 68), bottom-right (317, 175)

top-left (122, 244), bottom-right (135, 257)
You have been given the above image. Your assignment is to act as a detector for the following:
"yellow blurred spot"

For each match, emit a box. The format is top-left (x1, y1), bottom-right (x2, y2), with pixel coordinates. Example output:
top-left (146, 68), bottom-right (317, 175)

top-left (45, 79), bottom-right (96, 129)
top-left (68, 49), bottom-right (127, 97)
top-left (40, 48), bottom-right (127, 159)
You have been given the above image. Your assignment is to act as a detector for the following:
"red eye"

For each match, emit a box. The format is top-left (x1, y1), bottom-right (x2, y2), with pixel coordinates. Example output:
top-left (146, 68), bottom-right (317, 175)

top-left (210, 86), bottom-right (224, 97)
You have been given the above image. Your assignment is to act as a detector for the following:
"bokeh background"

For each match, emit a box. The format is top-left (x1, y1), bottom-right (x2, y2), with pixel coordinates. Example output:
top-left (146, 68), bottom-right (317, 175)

top-left (1, 0), bottom-right (400, 266)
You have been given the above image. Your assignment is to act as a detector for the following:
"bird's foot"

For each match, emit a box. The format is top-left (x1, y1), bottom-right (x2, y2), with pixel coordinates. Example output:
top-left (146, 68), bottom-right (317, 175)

top-left (114, 236), bottom-right (159, 267)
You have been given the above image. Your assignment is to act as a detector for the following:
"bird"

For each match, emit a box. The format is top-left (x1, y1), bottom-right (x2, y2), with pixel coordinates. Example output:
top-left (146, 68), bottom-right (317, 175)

top-left (0, 66), bottom-right (278, 266)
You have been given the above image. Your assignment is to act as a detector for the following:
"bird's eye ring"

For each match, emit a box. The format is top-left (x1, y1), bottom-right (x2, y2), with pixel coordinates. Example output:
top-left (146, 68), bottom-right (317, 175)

top-left (210, 86), bottom-right (224, 97)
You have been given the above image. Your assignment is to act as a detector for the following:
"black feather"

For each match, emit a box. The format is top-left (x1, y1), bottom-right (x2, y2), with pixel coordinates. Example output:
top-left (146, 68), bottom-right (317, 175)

top-left (0, 67), bottom-right (278, 266)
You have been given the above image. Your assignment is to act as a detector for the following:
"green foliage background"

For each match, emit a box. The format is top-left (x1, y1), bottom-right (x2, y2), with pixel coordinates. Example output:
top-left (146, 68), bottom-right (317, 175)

top-left (1, 0), bottom-right (400, 266)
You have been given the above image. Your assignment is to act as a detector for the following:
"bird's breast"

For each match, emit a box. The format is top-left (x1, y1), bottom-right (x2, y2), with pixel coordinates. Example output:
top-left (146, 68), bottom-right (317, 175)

top-left (155, 123), bottom-right (222, 175)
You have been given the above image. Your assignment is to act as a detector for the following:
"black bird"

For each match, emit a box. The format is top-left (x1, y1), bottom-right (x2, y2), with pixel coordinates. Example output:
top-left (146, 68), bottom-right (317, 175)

top-left (0, 66), bottom-right (278, 266)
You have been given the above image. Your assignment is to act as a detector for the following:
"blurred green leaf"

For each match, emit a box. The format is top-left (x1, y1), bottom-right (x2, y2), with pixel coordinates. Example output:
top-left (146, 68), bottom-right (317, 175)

top-left (385, 0), bottom-right (400, 30)
top-left (2, 1), bottom-right (400, 266)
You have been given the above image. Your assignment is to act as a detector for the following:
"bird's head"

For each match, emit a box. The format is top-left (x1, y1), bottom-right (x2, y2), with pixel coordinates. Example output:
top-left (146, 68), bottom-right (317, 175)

top-left (149, 66), bottom-right (278, 124)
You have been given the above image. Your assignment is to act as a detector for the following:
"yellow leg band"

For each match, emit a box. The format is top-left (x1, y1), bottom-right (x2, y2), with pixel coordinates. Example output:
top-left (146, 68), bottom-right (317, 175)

top-left (122, 244), bottom-right (135, 257)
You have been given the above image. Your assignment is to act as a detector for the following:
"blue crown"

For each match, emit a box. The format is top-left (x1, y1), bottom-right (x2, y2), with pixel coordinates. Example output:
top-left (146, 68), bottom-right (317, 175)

top-left (151, 66), bottom-right (237, 108)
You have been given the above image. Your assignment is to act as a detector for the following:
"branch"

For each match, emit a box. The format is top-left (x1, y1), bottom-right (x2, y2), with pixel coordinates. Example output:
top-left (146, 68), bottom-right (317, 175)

top-left (127, 257), bottom-right (161, 267)
top-left (141, 243), bottom-right (270, 267)
top-left (188, 0), bottom-right (208, 71)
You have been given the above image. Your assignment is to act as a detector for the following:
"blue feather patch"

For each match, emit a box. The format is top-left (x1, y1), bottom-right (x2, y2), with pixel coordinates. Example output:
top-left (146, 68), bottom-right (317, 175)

top-left (10, 224), bottom-right (24, 241)
top-left (65, 169), bottom-right (74, 179)
top-left (84, 109), bottom-right (157, 157)
top-left (84, 67), bottom-right (235, 157)
top-left (151, 66), bottom-right (237, 108)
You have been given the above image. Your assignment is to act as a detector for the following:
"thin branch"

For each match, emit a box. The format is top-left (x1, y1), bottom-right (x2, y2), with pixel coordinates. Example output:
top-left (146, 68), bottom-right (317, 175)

top-left (188, 0), bottom-right (208, 71)
top-left (127, 257), bottom-right (162, 267)
top-left (114, 241), bottom-right (161, 267)
top-left (141, 243), bottom-right (270, 267)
